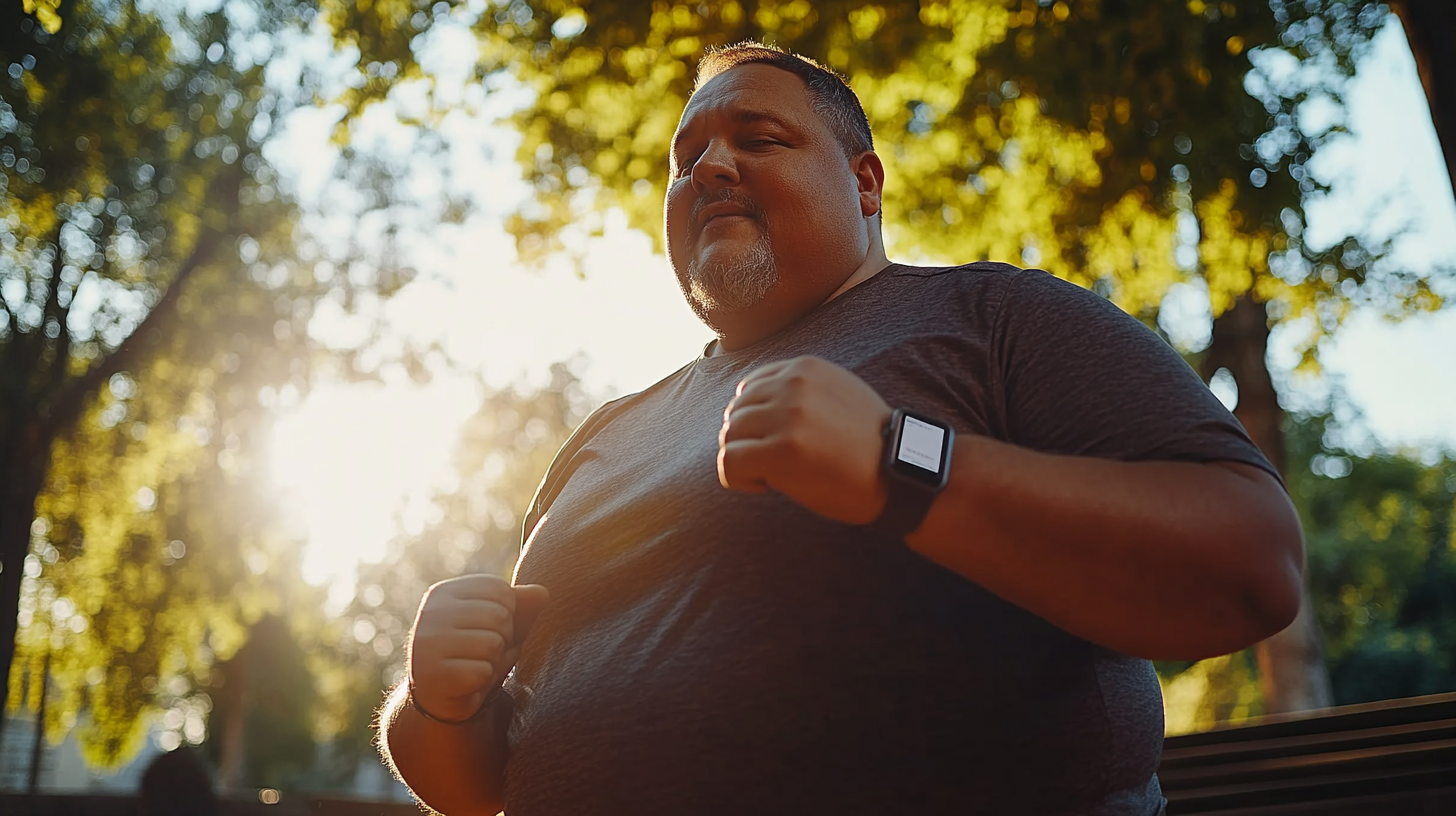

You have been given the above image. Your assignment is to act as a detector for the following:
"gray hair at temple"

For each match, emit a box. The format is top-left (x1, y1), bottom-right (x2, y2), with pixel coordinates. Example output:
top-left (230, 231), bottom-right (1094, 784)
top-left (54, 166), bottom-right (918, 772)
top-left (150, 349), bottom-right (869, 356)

top-left (693, 41), bottom-right (874, 160)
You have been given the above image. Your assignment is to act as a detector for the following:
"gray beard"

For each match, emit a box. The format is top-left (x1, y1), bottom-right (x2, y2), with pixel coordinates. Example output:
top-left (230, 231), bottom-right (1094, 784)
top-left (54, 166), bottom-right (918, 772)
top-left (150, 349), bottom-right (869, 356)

top-left (683, 233), bottom-right (779, 319)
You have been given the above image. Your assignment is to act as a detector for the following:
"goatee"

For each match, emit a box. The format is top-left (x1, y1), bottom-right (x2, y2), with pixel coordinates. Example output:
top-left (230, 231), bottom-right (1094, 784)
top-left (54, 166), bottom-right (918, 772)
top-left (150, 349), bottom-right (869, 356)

top-left (684, 232), bottom-right (779, 319)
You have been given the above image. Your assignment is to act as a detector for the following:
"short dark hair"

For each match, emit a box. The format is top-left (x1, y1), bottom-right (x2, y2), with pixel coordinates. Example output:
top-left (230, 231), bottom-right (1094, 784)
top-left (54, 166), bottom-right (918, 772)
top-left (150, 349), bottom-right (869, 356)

top-left (694, 42), bottom-right (874, 158)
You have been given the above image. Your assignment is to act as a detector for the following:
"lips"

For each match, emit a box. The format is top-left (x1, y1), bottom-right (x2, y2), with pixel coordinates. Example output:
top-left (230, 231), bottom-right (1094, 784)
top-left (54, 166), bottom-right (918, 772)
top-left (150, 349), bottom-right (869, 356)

top-left (696, 201), bottom-right (757, 228)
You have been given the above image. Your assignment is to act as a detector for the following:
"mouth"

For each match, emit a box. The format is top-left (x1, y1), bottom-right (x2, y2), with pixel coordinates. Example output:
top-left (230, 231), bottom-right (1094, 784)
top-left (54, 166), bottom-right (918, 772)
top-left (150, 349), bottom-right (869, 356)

top-left (702, 213), bottom-right (754, 232)
top-left (697, 202), bottom-right (757, 229)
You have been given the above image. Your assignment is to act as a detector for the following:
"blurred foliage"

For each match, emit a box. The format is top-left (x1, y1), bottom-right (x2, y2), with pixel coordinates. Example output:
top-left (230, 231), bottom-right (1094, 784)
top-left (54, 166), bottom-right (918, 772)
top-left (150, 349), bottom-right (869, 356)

top-left (1, 0), bottom-right (410, 769)
top-left (1290, 412), bottom-right (1456, 705)
top-left (325, 0), bottom-right (1442, 360)
top-left (1160, 648), bottom-right (1264, 735)
top-left (323, 362), bottom-right (590, 778)
top-left (1160, 409), bottom-right (1456, 732)
top-left (15, 368), bottom-right (304, 767)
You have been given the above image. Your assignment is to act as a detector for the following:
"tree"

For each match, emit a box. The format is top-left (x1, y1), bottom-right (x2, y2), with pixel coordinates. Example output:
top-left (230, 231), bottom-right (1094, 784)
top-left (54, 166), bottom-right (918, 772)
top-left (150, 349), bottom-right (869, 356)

top-left (1287, 410), bottom-right (1456, 705)
top-left (323, 0), bottom-right (1450, 712)
top-left (1, 0), bottom-right (407, 762)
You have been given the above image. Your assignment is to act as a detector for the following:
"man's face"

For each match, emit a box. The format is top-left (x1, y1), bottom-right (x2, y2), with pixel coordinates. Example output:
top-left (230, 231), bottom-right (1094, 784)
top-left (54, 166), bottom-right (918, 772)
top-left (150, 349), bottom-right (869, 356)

top-left (665, 63), bottom-right (875, 342)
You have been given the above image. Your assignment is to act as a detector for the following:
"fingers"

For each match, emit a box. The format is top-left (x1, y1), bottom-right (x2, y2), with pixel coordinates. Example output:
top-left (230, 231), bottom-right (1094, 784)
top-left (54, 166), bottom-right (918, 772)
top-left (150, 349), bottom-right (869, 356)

top-left (718, 436), bottom-right (776, 492)
top-left (428, 628), bottom-right (508, 659)
top-left (720, 402), bottom-right (790, 445)
top-left (427, 573), bottom-right (517, 604)
top-left (409, 617), bottom-right (511, 686)
top-left (418, 597), bottom-right (510, 633)
top-left (405, 576), bottom-right (553, 720)
top-left (717, 357), bottom-right (894, 523)
top-left (729, 358), bottom-right (802, 408)
top-left (429, 657), bottom-right (507, 695)
top-left (719, 378), bottom-right (807, 493)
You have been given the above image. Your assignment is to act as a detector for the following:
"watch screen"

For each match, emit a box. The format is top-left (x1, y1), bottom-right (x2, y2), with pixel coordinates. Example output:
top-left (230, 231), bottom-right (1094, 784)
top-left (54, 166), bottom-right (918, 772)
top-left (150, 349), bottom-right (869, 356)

top-left (896, 415), bottom-right (946, 477)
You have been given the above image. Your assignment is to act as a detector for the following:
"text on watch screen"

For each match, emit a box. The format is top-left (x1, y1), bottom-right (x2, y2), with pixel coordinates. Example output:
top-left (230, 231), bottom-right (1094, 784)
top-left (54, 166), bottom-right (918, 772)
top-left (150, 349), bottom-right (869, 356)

top-left (896, 416), bottom-right (945, 473)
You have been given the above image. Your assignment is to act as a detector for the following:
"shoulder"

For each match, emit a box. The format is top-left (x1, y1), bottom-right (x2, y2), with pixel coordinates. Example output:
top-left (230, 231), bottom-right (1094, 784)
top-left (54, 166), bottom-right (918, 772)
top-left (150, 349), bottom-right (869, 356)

top-left (872, 261), bottom-right (1124, 332)
top-left (978, 266), bottom-right (1151, 338)
top-left (864, 261), bottom-right (1024, 318)
top-left (876, 261), bottom-right (1083, 307)
top-left (879, 260), bottom-right (1025, 287)
top-left (521, 361), bottom-right (698, 539)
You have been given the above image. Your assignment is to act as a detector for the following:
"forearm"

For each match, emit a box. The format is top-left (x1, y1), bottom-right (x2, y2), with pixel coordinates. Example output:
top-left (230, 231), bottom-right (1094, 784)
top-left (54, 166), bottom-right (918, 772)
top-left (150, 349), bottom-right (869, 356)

top-left (904, 434), bottom-right (1304, 661)
top-left (379, 683), bottom-right (510, 815)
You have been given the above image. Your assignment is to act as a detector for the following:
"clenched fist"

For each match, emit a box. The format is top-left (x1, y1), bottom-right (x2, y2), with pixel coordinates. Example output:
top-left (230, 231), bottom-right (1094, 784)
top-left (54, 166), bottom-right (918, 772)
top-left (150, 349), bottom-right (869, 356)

top-left (718, 356), bottom-right (892, 525)
top-left (406, 576), bottom-right (551, 723)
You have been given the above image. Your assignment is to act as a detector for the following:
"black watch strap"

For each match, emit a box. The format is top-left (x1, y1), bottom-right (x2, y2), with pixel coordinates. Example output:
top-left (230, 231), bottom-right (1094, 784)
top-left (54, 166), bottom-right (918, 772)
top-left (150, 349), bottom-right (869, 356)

top-left (871, 408), bottom-right (954, 539)
top-left (872, 472), bottom-right (941, 539)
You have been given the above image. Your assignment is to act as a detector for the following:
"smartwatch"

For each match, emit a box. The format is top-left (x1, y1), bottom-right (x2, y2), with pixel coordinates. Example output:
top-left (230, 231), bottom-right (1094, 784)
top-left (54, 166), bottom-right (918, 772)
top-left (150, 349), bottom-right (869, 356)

top-left (871, 408), bottom-right (955, 539)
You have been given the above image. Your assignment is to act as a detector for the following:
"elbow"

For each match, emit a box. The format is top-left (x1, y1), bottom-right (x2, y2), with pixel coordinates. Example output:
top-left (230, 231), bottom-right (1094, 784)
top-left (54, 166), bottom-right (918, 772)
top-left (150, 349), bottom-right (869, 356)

top-left (1243, 505), bottom-right (1306, 646)
top-left (1213, 461), bottom-right (1306, 647)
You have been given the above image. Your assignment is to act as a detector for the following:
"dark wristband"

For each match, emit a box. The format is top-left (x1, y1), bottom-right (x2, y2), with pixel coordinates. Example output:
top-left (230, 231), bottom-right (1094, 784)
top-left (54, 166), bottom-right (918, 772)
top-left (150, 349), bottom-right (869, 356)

top-left (872, 475), bottom-right (941, 539)
top-left (406, 676), bottom-right (505, 726)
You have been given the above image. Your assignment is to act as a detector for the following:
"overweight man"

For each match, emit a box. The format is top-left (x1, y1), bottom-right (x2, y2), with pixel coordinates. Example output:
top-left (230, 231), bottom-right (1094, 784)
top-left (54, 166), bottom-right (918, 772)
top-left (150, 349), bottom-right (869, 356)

top-left (377, 42), bottom-right (1303, 816)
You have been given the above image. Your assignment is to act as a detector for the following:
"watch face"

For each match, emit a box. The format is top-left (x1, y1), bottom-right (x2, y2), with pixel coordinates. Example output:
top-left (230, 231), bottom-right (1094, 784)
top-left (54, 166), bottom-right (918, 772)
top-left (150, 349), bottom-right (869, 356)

top-left (892, 413), bottom-right (950, 487)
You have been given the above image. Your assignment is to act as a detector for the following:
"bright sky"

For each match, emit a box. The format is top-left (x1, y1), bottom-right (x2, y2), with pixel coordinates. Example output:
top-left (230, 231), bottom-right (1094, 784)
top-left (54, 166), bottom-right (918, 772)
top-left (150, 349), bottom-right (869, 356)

top-left (268, 19), bottom-right (1456, 608)
top-left (1292, 23), bottom-right (1456, 456)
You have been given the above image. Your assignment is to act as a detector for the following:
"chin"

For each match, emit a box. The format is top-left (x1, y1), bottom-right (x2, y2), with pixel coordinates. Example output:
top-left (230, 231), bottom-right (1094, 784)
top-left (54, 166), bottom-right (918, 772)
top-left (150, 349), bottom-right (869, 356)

top-left (679, 280), bottom-right (757, 331)
top-left (686, 238), bottom-right (778, 303)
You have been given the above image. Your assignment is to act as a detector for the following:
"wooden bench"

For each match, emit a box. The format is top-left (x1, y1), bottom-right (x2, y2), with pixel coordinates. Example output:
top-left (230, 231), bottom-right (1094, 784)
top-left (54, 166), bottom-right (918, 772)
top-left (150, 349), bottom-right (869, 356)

top-left (1160, 691), bottom-right (1456, 814)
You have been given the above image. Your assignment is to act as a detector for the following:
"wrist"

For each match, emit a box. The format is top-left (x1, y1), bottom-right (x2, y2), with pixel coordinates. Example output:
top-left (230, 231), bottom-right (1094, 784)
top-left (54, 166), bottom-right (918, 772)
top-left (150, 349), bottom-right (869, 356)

top-left (871, 408), bottom-right (955, 539)
top-left (405, 675), bottom-right (507, 726)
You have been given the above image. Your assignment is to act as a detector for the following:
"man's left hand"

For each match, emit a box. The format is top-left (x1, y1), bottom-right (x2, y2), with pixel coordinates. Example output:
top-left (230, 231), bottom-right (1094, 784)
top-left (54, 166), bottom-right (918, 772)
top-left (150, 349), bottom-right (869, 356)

top-left (718, 356), bottom-right (891, 524)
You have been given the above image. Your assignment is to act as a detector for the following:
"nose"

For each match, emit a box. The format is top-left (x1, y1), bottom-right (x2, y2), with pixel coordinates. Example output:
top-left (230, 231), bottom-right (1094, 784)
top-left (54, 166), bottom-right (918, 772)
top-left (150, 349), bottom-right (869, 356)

top-left (690, 138), bottom-right (739, 191)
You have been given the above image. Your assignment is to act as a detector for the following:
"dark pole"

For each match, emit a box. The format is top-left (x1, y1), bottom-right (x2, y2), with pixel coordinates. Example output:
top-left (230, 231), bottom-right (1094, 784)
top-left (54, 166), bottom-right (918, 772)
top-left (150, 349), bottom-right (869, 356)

top-left (27, 652), bottom-right (49, 796)
top-left (1390, 1), bottom-right (1456, 192)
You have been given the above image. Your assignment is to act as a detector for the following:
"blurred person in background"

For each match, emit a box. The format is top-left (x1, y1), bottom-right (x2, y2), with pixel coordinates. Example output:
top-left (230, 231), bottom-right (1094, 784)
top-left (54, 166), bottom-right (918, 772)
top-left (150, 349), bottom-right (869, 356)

top-left (138, 748), bottom-right (219, 816)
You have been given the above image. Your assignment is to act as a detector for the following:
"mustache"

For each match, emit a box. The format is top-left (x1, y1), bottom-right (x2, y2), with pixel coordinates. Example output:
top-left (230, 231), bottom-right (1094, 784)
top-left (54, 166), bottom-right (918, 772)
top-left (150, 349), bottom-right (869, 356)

top-left (690, 188), bottom-right (768, 230)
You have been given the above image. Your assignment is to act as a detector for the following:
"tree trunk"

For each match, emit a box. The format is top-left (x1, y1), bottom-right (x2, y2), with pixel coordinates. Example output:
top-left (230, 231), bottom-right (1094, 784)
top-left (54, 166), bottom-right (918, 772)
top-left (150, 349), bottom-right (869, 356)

top-left (0, 416), bottom-right (52, 749)
top-left (1202, 295), bottom-right (1334, 714)
top-left (215, 650), bottom-right (248, 790)
top-left (1391, 1), bottom-right (1456, 192)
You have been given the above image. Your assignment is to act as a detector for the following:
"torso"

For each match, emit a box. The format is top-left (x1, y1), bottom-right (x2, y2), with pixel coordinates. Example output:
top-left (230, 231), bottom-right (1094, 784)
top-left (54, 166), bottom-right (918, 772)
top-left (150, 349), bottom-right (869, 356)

top-left (503, 263), bottom-right (1180, 815)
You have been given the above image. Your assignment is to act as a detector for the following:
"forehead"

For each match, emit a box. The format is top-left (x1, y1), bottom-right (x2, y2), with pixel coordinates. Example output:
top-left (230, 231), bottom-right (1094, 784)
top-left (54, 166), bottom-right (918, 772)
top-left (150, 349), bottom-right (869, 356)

top-left (675, 63), bottom-right (818, 136)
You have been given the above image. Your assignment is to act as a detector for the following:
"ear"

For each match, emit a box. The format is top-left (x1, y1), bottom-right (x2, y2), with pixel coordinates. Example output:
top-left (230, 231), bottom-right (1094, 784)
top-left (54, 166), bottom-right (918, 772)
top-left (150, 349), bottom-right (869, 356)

top-left (850, 151), bottom-right (886, 218)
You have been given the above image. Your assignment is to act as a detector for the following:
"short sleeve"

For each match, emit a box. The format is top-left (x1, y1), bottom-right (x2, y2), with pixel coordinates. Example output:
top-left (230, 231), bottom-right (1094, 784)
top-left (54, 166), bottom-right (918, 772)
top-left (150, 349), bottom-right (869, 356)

top-left (990, 269), bottom-right (1280, 482)
top-left (515, 393), bottom-right (639, 574)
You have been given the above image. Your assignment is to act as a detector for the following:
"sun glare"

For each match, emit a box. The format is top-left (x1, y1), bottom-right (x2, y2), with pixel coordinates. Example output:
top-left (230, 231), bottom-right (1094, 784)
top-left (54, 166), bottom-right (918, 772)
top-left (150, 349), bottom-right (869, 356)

top-left (269, 377), bottom-right (479, 604)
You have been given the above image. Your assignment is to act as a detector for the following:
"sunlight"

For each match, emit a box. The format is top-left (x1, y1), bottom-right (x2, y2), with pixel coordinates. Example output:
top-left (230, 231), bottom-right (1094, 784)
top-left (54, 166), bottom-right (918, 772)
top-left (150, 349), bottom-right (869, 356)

top-left (267, 221), bottom-right (713, 610)
top-left (268, 377), bottom-right (479, 603)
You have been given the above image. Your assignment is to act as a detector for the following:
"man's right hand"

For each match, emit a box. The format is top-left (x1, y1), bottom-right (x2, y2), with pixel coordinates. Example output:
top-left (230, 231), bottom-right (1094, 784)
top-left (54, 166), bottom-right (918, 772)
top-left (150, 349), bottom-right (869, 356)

top-left (407, 576), bottom-right (551, 723)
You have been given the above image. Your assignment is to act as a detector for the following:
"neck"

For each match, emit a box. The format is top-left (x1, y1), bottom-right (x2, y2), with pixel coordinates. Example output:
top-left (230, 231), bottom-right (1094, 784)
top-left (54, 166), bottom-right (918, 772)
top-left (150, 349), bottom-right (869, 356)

top-left (709, 248), bottom-right (893, 354)
top-left (824, 246), bottom-right (892, 304)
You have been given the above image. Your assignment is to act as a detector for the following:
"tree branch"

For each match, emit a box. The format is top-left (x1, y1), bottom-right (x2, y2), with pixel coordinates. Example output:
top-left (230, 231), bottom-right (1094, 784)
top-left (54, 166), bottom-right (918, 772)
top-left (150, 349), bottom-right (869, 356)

top-left (36, 239), bottom-right (70, 401)
top-left (38, 228), bottom-right (224, 440)
top-left (1, 294), bottom-right (14, 340)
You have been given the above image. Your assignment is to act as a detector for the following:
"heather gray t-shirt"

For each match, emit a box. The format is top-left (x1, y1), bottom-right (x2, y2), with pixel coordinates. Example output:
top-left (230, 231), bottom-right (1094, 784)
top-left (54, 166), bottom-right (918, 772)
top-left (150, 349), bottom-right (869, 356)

top-left (503, 262), bottom-right (1276, 815)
